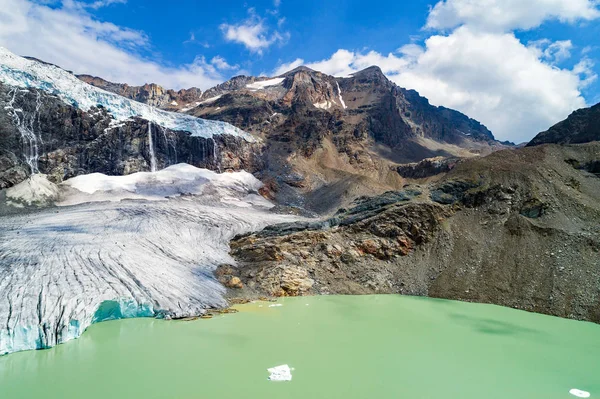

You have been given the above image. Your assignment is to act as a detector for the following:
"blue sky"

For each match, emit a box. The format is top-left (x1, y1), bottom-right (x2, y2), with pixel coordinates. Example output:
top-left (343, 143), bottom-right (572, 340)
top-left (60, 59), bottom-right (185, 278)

top-left (1, 0), bottom-right (599, 142)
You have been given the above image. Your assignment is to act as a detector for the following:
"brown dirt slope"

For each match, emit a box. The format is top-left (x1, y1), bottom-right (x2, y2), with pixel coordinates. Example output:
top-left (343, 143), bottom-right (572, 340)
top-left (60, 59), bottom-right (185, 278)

top-left (226, 142), bottom-right (600, 322)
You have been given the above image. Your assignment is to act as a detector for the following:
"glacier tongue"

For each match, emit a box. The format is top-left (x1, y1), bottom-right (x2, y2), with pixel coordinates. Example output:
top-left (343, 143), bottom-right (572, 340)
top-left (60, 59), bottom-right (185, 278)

top-left (0, 47), bottom-right (254, 141)
top-left (0, 165), bottom-right (298, 355)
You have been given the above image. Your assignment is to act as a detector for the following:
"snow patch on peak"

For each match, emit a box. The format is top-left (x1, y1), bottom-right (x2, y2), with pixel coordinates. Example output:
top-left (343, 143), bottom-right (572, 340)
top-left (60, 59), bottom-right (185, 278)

top-left (313, 100), bottom-right (333, 110)
top-left (0, 47), bottom-right (254, 142)
top-left (199, 95), bottom-right (223, 105)
top-left (246, 77), bottom-right (285, 91)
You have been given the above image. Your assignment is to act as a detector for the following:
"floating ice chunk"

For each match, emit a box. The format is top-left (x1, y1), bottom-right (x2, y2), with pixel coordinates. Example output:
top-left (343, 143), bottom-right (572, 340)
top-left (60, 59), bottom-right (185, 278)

top-left (268, 304), bottom-right (283, 308)
top-left (246, 78), bottom-right (285, 90)
top-left (267, 365), bottom-right (292, 381)
top-left (570, 389), bottom-right (591, 398)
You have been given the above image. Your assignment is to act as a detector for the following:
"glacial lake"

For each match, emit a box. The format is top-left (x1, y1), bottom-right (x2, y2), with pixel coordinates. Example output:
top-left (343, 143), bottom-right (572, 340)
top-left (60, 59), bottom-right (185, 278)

top-left (0, 295), bottom-right (599, 399)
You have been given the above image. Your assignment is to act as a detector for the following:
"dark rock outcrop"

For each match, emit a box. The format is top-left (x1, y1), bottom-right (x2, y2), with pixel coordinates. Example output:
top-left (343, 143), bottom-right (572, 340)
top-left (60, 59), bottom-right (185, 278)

top-left (0, 84), bottom-right (261, 188)
top-left (397, 157), bottom-right (461, 179)
top-left (528, 102), bottom-right (600, 146)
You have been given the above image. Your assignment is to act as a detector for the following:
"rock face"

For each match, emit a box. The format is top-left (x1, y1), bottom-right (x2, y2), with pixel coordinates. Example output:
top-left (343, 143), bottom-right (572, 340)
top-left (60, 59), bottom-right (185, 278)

top-left (0, 84), bottom-right (262, 188)
top-left (230, 142), bottom-right (600, 323)
top-left (185, 66), bottom-right (507, 210)
top-left (76, 64), bottom-right (509, 211)
top-left (528, 102), bottom-right (600, 146)
top-left (192, 66), bottom-right (500, 159)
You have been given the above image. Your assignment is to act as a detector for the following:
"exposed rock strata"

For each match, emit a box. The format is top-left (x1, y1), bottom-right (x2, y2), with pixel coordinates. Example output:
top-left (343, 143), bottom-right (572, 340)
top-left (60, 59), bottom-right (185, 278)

top-left (229, 143), bottom-right (600, 323)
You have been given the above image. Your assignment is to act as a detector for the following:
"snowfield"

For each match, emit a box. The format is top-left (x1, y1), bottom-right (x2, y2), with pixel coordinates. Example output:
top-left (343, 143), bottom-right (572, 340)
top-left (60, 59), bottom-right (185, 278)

top-left (245, 77), bottom-right (285, 91)
top-left (0, 47), bottom-right (254, 141)
top-left (0, 165), bottom-right (298, 355)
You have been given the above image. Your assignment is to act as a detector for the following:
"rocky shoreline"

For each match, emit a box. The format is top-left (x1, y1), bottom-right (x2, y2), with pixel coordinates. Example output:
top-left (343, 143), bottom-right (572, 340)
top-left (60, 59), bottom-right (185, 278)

top-left (218, 142), bottom-right (600, 323)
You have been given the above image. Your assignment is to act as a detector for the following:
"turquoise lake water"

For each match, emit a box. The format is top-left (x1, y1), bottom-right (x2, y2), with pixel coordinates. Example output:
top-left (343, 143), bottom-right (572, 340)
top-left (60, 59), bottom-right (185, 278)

top-left (1, 295), bottom-right (599, 399)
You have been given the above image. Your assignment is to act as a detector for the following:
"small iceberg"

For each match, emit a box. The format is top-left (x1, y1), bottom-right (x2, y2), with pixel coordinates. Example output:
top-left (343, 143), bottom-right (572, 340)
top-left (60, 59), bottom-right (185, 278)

top-left (267, 364), bottom-right (292, 381)
top-left (570, 388), bottom-right (591, 398)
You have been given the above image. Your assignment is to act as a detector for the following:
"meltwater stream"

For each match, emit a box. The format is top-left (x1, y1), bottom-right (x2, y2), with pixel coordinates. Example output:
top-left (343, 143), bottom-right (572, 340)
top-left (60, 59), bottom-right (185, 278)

top-left (1, 295), bottom-right (599, 399)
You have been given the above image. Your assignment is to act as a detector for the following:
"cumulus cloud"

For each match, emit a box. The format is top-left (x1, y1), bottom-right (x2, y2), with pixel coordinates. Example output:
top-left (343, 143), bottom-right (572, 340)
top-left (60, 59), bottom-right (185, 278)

top-left (426, 0), bottom-right (600, 32)
top-left (529, 39), bottom-right (573, 63)
top-left (220, 9), bottom-right (289, 54)
top-left (210, 56), bottom-right (237, 71)
top-left (85, 0), bottom-right (127, 9)
top-left (394, 27), bottom-right (591, 142)
top-left (273, 58), bottom-right (304, 75)
top-left (0, 0), bottom-right (227, 90)
top-left (274, 0), bottom-right (599, 142)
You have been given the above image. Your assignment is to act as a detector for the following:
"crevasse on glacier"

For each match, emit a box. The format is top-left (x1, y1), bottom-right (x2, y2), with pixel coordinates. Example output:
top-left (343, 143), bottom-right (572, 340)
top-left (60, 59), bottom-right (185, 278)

top-left (0, 47), bottom-right (255, 142)
top-left (0, 48), bottom-right (276, 355)
top-left (0, 166), bottom-right (299, 355)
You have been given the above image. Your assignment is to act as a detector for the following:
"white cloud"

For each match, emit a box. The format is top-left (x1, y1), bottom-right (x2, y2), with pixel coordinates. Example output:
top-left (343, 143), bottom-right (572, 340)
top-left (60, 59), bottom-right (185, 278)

top-left (528, 39), bottom-right (573, 63)
top-left (210, 56), bottom-right (237, 71)
top-left (426, 0), bottom-right (600, 32)
top-left (393, 27), bottom-right (590, 142)
top-left (0, 0), bottom-right (224, 90)
top-left (273, 58), bottom-right (304, 75)
top-left (85, 0), bottom-right (127, 9)
top-left (573, 58), bottom-right (598, 87)
top-left (299, 49), bottom-right (410, 78)
top-left (220, 9), bottom-right (288, 54)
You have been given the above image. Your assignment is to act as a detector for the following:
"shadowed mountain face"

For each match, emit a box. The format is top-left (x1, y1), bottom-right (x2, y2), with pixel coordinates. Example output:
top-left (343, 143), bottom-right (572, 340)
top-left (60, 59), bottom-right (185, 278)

top-left (0, 84), bottom-right (262, 189)
top-left (528, 102), bottom-right (600, 146)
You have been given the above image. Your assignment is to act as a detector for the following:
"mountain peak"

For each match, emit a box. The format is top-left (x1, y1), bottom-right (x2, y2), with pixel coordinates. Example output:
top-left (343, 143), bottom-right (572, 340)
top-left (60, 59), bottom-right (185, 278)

top-left (351, 65), bottom-right (385, 78)
top-left (281, 65), bottom-right (317, 76)
top-left (528, 102), bottom-right (600, 146)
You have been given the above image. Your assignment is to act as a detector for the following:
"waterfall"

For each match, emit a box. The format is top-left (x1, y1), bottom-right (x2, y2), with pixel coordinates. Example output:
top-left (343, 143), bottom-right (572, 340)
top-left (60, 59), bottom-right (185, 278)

top-left (159, 125), bottom-right (177, 165)
top-left (210, 137), bottom-right (221, 173)
top-left (6, 88), bottom-right (42, 174)
top-left (336, 81), bottom-right (347, 109)
top-left (147, 121), bottom-right (157, 172)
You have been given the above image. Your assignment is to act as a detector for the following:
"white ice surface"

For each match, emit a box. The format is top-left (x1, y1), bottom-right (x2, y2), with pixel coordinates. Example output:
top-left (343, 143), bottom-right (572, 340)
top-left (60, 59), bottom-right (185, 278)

top-left (570, 389), bottom-right (591, 398)
top-left (0, 164), bottom-right (299, 355)
top-left (6, 174), bottom-right (59, 206)
top-left (267, 365), bottom-right (293, 381)
top-left (60, 164), bottom-right (265, 206)
top-left (246, 78), bottom-right (285, 91)
top-left (0, 47), bottom-right (254, 141)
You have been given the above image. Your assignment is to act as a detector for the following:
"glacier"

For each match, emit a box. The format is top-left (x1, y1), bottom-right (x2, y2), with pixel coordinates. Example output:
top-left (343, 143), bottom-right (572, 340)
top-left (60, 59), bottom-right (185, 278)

top-left (0, 164), bottom-right (298, 355)
top-left (0, 47), bottom-right (254, 142)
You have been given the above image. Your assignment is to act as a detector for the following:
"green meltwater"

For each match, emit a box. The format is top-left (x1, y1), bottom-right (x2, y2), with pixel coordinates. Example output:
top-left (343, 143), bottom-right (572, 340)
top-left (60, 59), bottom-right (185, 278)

top-left (1, 295), bottom-right (599, 399)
